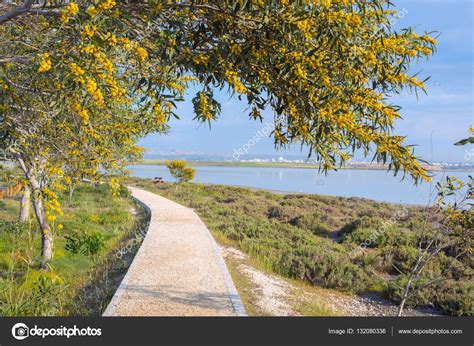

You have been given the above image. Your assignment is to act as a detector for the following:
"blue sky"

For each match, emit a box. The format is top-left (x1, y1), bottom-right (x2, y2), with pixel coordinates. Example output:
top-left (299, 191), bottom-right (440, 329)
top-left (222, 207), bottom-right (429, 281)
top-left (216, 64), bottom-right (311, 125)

top-left (140, 0), bottom-right (473, 162)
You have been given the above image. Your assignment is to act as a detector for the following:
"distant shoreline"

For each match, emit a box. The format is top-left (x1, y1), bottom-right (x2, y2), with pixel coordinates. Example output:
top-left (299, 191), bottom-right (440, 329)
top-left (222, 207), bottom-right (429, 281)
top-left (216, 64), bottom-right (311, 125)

top-left (137, 159), bottom-right (473, 172)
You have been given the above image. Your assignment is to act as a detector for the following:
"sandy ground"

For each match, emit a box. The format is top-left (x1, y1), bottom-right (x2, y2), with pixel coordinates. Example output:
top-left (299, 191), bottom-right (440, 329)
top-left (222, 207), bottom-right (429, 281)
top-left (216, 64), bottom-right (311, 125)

top-left (222, 246), bottom-right (441, 317)
top-left (223, 247), bottom-right (295, 316)
top-left (103, 187), bottom-right (245, 316)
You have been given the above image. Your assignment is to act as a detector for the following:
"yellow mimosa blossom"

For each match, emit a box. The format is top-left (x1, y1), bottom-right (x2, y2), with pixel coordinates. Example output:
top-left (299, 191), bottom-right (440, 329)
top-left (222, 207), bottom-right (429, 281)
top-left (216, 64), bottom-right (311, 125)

top-left (98, 0), bottom-right (116, 11)
top-left (135, 47), bottom-right (148, 62)
top-left (119, 37), bottom-right (132, 49)
top-left (199, 92), bottom-right (214, 120)
top-left (86, 5), bottom-right (97, 16)
top-left (106, 33), bottom-right (118, 46)
top-left (81, 25), bottom-right (96, 38)
top-left (194, 55), bottom-right (210, 66)
top-left (38, 53), bottom-right (52, 72)
top-left (225, 68), bottom-right (247, 94)
top-left (65, 2), bottom-right (79, 15)
top-left (86, 78), bottom-right (105, 106)
top-left (61, 2), bottom-right (79, 22)
top-left (153, 104), bottom-right (167, 124)
top-left (69, 62), bottom-right (85, 77)
top-left (77, 107), bottom-right (90, 122)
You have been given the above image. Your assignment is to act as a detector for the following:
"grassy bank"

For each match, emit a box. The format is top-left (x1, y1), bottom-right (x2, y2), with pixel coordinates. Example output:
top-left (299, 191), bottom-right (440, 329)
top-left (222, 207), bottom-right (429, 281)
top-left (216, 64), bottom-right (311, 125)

top-left (130, 178), bottom-right (472, 316)
top-left (0, 184), bottom-right (148, 316)
top-left (138, 159), bottom-right (447, 172)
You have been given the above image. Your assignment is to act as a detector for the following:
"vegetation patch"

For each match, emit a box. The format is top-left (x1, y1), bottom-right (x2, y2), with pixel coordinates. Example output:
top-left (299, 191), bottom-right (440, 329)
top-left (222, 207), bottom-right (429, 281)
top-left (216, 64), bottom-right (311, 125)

top-left (0, 184), bottom-right (148, 316)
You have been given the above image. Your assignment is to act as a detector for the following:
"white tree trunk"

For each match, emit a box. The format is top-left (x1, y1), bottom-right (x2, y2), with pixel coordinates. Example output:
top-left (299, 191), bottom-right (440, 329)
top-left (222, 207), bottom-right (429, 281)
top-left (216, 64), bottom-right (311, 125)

top-left (15, 154), bottom-right (53, 269)
top-left (19, 185), bottom-right (30, 222)
top-left (32, 191), bottom-right (53, 269)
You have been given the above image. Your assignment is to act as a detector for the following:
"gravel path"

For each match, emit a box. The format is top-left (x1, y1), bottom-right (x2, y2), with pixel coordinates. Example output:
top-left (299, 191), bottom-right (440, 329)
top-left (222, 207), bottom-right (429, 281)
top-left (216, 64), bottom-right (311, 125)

top-left (103, 187), bottom-right (245, 316)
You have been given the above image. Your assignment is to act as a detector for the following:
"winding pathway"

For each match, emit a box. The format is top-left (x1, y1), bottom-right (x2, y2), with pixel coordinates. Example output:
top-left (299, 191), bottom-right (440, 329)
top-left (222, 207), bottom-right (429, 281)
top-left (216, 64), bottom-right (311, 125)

top-left (103, 187), bottom-right (246, 317)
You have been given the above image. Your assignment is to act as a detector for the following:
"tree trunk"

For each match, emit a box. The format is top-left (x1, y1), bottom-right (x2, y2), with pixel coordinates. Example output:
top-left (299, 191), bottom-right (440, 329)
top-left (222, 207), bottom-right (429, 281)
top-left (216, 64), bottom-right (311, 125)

top-left (19, 185), bottom-right (30, 222)
top-left (397, 275), bottom-right (414, 316)
top-left (14, 154), bottom-right (53, 269)
top-left (32, 191), bottom-right (53, 269)
top-left (397, 297), bottom-right (407, 317)
top-left (68, 184), bottom-right (75, 203)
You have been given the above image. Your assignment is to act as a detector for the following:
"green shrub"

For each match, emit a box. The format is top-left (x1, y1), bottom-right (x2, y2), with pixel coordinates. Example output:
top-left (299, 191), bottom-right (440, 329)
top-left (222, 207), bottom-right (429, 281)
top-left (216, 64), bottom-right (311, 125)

top-left (267, 205), bottom-right (301, 223)
top-left (339, 216), bottom-right (383, 237)
top-left (0, 221), bottom-right (27, 235)
top-left (439, 284), bottom-right (473, 316)
top-left (98, 210), bottom-right (131, 225)
top-left (289, 213), bottom-right (331, 236)
top-left (344, 228), bottom-right (382, 248)
top-left (382, 228), bottom-right (418, 247)
top-left (387, 277), bottom-right (473, 316)
top-left (386, 275), bottom-right (429, 308)
top-left (118, 184), bottom-right (131, 198)
top-left (382, 245), bottom-right (420, 273)
top-left (306, 250), bottom-right (370, 292)
top-left (340, 217), bottom-right (418, 249)
top-left (65, 232), bottom-right (105, 256)
top-left (0, 272), bottom-right (67, 316)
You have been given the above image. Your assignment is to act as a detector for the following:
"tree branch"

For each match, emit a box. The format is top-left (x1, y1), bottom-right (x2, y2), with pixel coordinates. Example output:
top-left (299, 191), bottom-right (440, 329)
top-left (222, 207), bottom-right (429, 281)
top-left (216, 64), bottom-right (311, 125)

top-left (0, 1), bottom-right (62, 25)
top-left (0, 0), bottom-right (35, 25)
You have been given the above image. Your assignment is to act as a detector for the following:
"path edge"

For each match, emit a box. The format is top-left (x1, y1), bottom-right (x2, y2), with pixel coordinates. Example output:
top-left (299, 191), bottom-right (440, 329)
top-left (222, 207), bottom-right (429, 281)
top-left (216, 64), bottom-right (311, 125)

top-left (196, 216), bottom-right (247, 317)
top-left (102, 192), bottom-right (152, 317)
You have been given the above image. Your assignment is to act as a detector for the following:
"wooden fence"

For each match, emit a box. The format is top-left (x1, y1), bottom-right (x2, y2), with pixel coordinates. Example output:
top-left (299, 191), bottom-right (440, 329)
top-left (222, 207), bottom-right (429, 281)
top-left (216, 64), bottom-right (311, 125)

top-left (0, 182), bottom-right (22, 200)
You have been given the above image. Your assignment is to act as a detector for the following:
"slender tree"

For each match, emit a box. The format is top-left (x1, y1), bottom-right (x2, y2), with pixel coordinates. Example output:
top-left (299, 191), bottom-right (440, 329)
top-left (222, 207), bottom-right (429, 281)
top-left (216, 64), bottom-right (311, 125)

top-left (395, 131), bottom-right (473, 316)
top-left (166, 160), bottom-right (196, 189)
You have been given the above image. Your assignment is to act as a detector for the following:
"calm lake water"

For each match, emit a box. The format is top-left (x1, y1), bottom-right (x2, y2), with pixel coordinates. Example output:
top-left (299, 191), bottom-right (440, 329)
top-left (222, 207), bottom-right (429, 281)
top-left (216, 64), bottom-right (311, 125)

top-left (130, 164), bottom-right (472, 205)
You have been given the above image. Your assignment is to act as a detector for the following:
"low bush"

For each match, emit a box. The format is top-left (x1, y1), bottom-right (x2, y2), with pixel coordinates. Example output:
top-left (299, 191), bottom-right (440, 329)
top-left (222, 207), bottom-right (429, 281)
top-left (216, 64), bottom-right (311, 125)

top-left (0, 221), bottom-right (27, 235)
top-left (339, 216), bottom-right (384, 236)
top-left (267, 205), bottom-right (300, 223)
top-left (289, 213), bottom-right (331, 236)
top-left (344, 228), bottom-right (382, 248)
top-left (65, 232), bottom-right (106, 256)
top-left (386, 275), bottom-right (432, 308)
top-left (0, 271), bottom-right (67, 316)
top-left (438, 283), bottom-right (473, 316)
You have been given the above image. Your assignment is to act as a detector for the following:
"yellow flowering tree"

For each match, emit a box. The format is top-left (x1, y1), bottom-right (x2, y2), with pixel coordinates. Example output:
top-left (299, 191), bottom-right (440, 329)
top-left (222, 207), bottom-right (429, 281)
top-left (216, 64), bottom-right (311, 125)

top-left (0, 1), bottom-right (187, 267)
top-left (165, 160), bottom-right (196, 189)
top-left (1, 0), bottom-right (437, 267)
